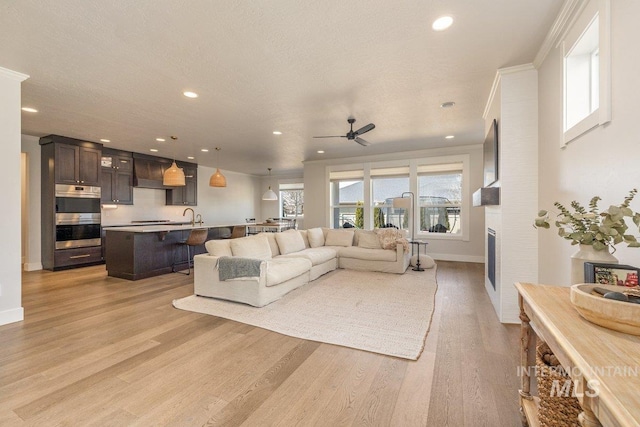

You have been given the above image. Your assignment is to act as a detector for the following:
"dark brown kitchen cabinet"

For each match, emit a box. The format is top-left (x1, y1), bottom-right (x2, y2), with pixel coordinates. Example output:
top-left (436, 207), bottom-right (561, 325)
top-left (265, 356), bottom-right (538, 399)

top-left (166, 163), bottom-right (198, 206)
top-left (54, 142), bottom-right (101, 186)
top-left (101, 149), bottom-right (133, 205)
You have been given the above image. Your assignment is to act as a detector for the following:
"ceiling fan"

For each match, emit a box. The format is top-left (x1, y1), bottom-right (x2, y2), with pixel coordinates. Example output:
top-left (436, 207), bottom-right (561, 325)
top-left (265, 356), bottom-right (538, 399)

top-left (313, 117), bottom-right (375, 146)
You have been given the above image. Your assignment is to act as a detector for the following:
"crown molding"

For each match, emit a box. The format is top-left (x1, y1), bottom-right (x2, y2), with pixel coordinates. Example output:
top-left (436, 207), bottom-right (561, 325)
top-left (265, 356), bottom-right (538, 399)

top-left (483, 64), bottom-right (536, 120)
top-left (533, 0), bottom-right (587, 68)
top-left (0, 66), bottom-right (29, 82)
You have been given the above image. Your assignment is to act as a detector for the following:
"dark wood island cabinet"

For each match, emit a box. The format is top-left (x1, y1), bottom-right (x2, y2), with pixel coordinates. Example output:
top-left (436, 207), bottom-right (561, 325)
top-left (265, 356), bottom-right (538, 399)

top-left (104, 225), bottom-right (229, 280)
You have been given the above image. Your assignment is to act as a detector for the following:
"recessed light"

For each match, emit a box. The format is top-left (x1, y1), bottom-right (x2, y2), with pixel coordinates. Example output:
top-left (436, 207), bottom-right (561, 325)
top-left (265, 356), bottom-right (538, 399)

top-left (100, 139), bottom-right (111, 143)
top-left (21, 107), bottom-right (38, 113)
top-left (432, 16), bottom-right (453, 31)
top-left (156, 138), bottom-right (165, 142)
top-left (317, 150), bottom-right (325, 154)
top-left (183, 91), bottom-right (198, 98)
top-left (201, 149), bottom-right (209, 152)
top-left (445, 135), bottom-right (455, 139)
top-left (273, 131), bottom-right (282, 135)
top-left (187, 156), bottom-right (194, 160)
top-left (150, 149), bottom-right (159, 152)
top-left (440, 101), bottom-right (456, 108)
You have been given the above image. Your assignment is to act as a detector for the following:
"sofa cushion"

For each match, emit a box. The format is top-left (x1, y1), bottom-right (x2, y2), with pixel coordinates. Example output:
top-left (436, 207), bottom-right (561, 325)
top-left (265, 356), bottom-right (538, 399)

top-left (280, 247), bottom-right (337, 266)
top-left (275, 229), bottom-right (306, 255)
top-left (298, 229), bottom-right (311, 248)
top-left (205, 239), bottom-right (232, 257)
top-left (259, 232), bottom-right (280, 257)
top-left (230, 234), bottom-right (272, 260)
top-left (265, 257), bottom-right (312, 287)
top-left (325, 229), bottom-right (354, 247)
top-left (357, 231), bottom-right (382, 249)
top-left (338, 246), bottom-right (397, 262)
top-left (307, 227), bottom-right (325, 248)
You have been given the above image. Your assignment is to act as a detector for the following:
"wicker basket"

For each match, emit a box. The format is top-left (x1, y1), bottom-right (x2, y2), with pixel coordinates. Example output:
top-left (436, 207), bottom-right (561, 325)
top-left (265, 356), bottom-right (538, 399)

top-left (536, 341), bottom-right (582, 427)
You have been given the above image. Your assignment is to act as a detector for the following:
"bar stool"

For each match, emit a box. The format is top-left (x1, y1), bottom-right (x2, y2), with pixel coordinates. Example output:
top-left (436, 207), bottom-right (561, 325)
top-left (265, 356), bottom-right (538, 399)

top-left (173, 228), bottom-right (208, 275)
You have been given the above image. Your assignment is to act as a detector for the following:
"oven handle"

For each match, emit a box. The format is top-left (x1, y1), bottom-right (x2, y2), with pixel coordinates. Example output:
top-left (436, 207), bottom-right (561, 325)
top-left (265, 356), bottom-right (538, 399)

top-left (56, 219), bottom-right (101, 225)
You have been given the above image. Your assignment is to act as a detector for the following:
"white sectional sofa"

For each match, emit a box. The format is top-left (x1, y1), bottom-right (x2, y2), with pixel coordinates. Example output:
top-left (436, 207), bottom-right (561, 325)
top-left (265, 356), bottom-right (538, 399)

top-left (193, 227), bottom-right (410, 307)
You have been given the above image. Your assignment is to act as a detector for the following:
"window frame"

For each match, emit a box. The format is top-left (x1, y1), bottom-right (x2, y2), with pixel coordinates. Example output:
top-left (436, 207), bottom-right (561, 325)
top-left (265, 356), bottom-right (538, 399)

top-left (562, 0), bottom-right (611, 145)
top-left (326, 155), bottom-right (470, 241)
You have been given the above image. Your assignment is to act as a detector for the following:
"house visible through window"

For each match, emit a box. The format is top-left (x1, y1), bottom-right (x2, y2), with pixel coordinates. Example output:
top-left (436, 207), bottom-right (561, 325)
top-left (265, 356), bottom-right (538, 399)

top-left (417, 163), bottom-right (462, 234)
top-left (328, 157), bottom-right (468, 239)
top-left (329, 170), bottom-right (363, 229)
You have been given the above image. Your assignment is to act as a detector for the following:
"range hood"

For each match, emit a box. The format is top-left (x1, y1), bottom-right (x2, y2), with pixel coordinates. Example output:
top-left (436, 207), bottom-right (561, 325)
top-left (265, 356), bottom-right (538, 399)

top-left (132, 153), bottom-right (171, 189)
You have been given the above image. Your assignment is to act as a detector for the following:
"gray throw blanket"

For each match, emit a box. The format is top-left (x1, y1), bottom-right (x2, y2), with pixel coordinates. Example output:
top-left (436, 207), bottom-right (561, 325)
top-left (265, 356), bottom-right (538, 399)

top-left (217, 256), bottom-right (262, 281)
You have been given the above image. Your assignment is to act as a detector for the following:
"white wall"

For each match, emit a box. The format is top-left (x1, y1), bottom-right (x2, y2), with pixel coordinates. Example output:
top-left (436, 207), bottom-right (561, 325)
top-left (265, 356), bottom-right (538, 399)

top-left (484, 66), bottom-right (539, 324)
top-left (537, 0), bottom-right (640, 285)
top-left (0, 67), bottom-right (28, 326)
top-left (101, 166), bottom-right (262, 226)
top-left (21, 134), bottom-right (42, 271)
top-left (303, 146), bottom-right (485, 263)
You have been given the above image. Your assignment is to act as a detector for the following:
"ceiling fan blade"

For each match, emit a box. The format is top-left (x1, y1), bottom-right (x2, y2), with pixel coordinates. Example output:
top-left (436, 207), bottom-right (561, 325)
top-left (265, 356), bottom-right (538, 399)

top-left (354, 123), bottom-right (375, 135)
top-left (313, 135), bottom-right (345, 138)
top-left (355, 137), bottom-right (370, 146)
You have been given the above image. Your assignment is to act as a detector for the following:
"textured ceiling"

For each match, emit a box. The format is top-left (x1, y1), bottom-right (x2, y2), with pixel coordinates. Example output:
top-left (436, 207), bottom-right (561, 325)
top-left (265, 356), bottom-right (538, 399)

top-left (1, 1), bottom-right (562, 176)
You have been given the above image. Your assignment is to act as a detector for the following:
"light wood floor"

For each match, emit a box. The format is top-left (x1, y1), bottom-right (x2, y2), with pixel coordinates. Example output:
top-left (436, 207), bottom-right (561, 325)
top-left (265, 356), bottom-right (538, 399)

top-left (1, 262), bottom-right (520, 426)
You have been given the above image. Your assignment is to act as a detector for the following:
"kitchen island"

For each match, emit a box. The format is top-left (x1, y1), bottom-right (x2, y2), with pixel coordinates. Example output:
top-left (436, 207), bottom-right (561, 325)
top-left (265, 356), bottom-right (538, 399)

top-left (104, 223), bottom-right (243, 280)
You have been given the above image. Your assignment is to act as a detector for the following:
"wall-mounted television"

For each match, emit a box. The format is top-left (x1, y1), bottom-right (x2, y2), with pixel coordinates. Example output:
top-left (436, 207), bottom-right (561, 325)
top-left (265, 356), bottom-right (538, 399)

top-left (483, 119), bottom-right (499, 187)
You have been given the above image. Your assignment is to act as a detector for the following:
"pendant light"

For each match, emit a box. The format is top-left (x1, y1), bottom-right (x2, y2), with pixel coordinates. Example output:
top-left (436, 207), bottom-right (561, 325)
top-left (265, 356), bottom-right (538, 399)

top-left (163, 136), bottom-right (186, 186)
top-left (262, 168), bottom-right (278, 201)
top-left (209, 147), bottom-right (227, 187)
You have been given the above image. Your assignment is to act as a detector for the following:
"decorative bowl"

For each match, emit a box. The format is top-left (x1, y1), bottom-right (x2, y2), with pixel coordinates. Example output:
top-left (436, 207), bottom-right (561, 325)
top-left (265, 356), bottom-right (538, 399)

top-left (266, 218), bottom-right (275, 223)
top-left (570, 284), bottom-right (640, 336)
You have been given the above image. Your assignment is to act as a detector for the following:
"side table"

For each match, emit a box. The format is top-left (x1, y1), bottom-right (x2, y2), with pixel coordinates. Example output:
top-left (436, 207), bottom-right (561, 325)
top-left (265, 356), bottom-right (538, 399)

top-left (409, 240), bottom-right (429, 271)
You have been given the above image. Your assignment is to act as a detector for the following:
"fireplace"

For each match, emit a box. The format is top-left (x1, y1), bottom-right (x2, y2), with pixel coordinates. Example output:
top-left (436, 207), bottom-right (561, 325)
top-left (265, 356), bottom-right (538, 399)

top-left (488, 228), bottom-right (496, 289)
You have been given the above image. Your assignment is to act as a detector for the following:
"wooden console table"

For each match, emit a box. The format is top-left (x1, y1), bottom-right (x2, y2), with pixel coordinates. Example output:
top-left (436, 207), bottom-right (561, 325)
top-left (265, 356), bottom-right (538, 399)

top-left (516, 282), bottom-right (640, 427)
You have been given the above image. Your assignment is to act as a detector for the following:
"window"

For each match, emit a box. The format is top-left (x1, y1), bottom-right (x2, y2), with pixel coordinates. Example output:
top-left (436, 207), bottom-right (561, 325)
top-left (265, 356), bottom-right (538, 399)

top-left (371, 167), bottom-right (409, 230)
top-left (327, 156), bottom-right (469, 239)
top-left (279, 183), bottom-right (304, 218)
top-left (562, 0), bottom-right (610, 144)
top-left (417, 164), bottom-right (462, 235)
top-left (329, 170), bottom-right (363, 229)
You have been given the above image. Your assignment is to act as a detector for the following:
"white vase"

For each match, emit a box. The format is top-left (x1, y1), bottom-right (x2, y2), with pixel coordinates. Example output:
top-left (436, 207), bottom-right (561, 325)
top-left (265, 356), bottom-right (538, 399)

top-left (570, 244), bottom-right (618, 284)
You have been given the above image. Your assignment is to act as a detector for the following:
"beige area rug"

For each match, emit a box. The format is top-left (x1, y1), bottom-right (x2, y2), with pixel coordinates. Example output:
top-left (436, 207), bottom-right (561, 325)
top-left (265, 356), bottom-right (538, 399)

top-left (173, 268), bottom-right (438, 360)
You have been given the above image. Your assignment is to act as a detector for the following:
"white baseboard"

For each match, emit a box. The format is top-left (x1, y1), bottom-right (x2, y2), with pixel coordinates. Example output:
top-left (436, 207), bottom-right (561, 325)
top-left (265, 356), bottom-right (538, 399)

top-left (23, 262), bottom-right (43, 271)
top-left (430, 253), bottom-right (485, 263)
top-left (0, 307), bottom-right (24, 326)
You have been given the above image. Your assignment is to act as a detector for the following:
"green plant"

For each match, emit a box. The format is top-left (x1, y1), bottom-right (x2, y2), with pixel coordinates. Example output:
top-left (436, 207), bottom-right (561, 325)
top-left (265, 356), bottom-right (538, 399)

top-left (355, 201), bottom-right (364, 228)
top-left (374, 206), bottom-right (385, 228)
top-left (534, 189), bottom-right (640, 252)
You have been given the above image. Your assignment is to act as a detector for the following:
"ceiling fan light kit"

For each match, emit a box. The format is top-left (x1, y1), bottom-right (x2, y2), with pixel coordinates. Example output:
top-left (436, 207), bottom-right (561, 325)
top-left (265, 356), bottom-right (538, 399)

top-left (209, 147), bottom-right (227, 187)
top-left (313, 117), bottom-right (375, 146)
top-left (262, 167), bottom-right (278, 201)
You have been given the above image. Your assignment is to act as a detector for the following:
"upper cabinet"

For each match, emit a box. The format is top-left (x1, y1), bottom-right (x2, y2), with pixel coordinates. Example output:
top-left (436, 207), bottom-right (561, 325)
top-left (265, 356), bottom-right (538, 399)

top-left (39, 135), bottom-right (102, 187)
top-left (54, 142), bottom-right (101, 186)
top-left (101, 148), bottom-right (133, 205)
top-left (166, 162), bottom-right (198, 206)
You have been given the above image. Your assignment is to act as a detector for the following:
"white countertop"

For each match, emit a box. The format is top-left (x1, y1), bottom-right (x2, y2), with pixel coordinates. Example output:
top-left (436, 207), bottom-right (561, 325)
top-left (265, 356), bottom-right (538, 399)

top-left (103, 223), bottom-right (245, 233)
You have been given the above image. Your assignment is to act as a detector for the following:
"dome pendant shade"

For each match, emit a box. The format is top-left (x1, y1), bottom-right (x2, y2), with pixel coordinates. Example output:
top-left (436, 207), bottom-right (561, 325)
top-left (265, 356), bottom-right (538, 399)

top-left (262, 187), bottom-right (278, 201)
top-left (163, 161), bottom-right (186, 186)
top-left (209, 168), bottom-right (227, 187)
top-left (262, 167), bottom-right (278, 200)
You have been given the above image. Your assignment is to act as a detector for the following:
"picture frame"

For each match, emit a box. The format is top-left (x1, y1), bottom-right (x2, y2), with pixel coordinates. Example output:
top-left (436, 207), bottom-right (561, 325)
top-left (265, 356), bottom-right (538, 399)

top-left (584, 262), bottom-right (640, 287)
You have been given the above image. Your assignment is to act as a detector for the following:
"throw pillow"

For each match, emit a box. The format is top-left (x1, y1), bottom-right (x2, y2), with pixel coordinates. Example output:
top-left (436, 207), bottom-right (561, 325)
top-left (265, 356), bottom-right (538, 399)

top-left (325, 229), bottom-right (354, 247)
top-left (298, 229), bottom-right (311, 248)
top-left (357, 231), bottom-right (382, 249)
top-left (205, 239), bottom-right (232, 257)
top-left (275, 229), bottom-right (306, 255)
top-left (259, 232), bottom-right (280, 257)
top-left (230, 235), bottom-right (272, 260)
top-left (307, 227), bottom-right (325, 248)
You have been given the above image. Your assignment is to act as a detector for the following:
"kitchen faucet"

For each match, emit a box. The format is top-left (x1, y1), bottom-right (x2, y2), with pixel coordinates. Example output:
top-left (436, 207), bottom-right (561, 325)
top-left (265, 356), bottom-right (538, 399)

top-left (183, 207), bottom-right (195, 226)
top-left (195, 214), bottom-right (203, 225)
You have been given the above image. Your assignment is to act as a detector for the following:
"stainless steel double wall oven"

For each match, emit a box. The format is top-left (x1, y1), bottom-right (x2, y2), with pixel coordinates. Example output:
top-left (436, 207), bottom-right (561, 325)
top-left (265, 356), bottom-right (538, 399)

top-left (54, 184), bottom-right (101, 249)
